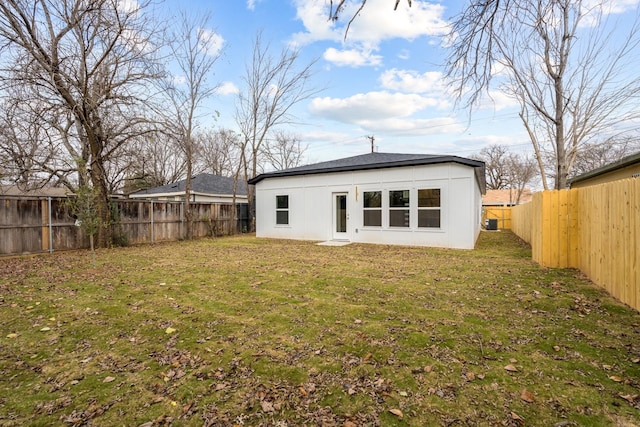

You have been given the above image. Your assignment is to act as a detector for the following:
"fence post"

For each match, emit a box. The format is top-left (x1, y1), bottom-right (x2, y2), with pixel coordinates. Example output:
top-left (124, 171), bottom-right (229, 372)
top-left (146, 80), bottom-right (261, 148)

top-left (180, 201), bottom-right (184, 240)
top-left (150, 200), bottom-right (154, 243)
top-left (48, 197), bottom-right (53, 252)
top-left (40, 197), bottom-right (54, 253)
top-left (41, 198), bottom-right (49, 253)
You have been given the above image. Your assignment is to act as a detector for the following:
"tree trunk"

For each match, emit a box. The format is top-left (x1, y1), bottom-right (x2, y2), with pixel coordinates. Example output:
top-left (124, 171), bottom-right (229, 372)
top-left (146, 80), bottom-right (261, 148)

top-left (554, 77), bottom-right (566, 190)
top-left (184, 158), bottom-right (193, 240)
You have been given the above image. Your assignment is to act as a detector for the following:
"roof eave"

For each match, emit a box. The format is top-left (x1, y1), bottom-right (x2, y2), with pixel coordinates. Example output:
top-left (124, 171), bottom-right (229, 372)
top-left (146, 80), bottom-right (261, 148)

top-left (248, 156), bottom-right (485, 185)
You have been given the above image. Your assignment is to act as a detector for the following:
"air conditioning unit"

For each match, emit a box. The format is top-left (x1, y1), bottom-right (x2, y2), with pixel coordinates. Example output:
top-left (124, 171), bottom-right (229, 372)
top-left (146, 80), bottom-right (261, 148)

top-left (485, 218), bottom-right (498, 231)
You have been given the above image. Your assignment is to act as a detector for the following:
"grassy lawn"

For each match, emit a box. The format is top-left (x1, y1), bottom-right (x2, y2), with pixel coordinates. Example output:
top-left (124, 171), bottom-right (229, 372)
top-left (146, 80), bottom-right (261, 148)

top-left (0, 231), bottom-right (639, 426)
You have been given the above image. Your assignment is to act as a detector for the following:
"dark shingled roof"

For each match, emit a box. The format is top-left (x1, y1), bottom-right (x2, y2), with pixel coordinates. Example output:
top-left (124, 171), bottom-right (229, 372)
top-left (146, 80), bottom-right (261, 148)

top-left (248, 152), bottom-right (486, 192)
top-left (132, 173), bottom-right (247, 196)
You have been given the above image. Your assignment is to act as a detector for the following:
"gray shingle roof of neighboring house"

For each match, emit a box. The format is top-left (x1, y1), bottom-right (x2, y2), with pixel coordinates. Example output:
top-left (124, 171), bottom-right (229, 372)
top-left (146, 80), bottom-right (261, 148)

top-left (131, 173), bottom-right (248, 197)
top-left (248, 152), bottom-right (486, 193)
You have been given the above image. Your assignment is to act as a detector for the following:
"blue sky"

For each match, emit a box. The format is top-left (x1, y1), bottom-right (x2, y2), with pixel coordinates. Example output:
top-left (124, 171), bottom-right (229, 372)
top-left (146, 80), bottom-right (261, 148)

top-left (160, 0), bottom-right (640, 166)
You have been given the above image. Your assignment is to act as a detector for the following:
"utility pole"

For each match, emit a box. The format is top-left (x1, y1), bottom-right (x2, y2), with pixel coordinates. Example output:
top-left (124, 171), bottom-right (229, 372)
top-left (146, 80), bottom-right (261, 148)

top-left (367, 135), bottom-right (375, 153)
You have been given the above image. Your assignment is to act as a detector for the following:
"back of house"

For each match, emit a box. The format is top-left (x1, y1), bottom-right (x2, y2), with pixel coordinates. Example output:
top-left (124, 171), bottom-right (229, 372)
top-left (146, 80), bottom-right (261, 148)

top-left (249, 152), bottom-right (486, 249)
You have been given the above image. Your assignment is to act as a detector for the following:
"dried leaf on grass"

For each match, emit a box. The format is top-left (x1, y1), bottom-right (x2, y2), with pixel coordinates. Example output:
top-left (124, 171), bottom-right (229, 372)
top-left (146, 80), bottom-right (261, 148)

top-left (260, 400), bottom-right (275, 413)
top-left (619, 394), bottom-right (638, 404)
top-left (521, 389), bottom-right (535, 403)
top-left (511, 411), bottom-right (525, 423)
top-left (389, 408), bottom-right (403, 418)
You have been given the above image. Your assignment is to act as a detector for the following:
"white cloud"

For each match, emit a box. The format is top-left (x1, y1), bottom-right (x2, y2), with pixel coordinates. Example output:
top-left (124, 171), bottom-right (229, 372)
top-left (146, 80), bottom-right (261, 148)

top-left (323, 47), bottom-right (382, 67)
top-left (292, 0), bottom-right (449, 47)
top-left (198, 29), bottom-right (224, 57)
top-left (356, 116), bottom-right (465, 135)
top-left (397, 49), bottom-right (410, 60)
top-left (216, 81), bottom-right (239, 95)
top-left (303, 130), bottom-right (351, 141)
top-left (583, 0), bottom-right (640, 15)
top-left (478, 90), bottom-right (520, 112)
top-left (291, 1), bottom-right (342, 46)
top-left (247, 0), bottom-right (262, 11)
top-left (310, 91), bottom-right (440, 122)
top-left (379, 69), bottom-right (445, 94)
top-left (117, 0), bottom-right (139, 14)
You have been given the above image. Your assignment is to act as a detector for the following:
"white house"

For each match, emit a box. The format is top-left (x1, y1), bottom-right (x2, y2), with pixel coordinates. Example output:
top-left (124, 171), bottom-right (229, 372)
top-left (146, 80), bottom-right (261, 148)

top-left (248, 152), bottom-right (486, 249)
top-left (129, 173), bottom-right (248, 204)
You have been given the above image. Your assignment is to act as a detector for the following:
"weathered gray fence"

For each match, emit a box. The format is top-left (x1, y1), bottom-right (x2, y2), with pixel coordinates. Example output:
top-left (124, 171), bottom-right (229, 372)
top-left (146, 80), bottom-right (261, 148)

top-left (0, 196), bottom-right (249, 256)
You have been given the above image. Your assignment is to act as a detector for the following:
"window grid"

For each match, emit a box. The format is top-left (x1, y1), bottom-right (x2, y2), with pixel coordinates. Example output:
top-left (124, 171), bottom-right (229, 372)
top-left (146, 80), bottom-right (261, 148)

top-left (276, 195), bottom-right (289, 225)
top-left (363, 191), bottom-right (382, 227)
top-left (417, 188), bottom-right (441, 228)
top-left (389, 190), bottom-right (410, 228)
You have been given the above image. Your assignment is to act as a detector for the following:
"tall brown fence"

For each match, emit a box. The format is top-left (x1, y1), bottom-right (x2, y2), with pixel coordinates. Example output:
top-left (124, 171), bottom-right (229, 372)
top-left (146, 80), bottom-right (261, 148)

top-left (0, 197), bottom-right (249, 256)
top-left (511, 178), bottom-right (639, 311)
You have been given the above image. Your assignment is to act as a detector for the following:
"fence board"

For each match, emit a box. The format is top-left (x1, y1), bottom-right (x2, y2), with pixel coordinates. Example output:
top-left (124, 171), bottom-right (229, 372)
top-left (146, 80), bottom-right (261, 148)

top-left (568, 189), bottom-right (580, 267)
top-left (0, 196), bottom-right (249, 256)
top-left (483, 206), bottom-right (512, 230)
top-left (511, 178), bottom-right (640, 311)
top-left (634, 181), bottom-right (640, 310)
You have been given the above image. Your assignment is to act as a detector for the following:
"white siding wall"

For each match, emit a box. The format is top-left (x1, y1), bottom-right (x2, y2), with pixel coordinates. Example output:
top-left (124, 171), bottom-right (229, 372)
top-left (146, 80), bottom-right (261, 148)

top-left (254, 163), bottom-right (483, 249)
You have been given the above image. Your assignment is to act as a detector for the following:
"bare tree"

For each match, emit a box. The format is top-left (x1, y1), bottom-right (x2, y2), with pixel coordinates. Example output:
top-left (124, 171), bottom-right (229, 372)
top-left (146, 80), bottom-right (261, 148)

top-left (262, 131), bottom-right (307, 171)
top-left (120, 130), bottom-right (187, 194)
top-left (0, 88), bottom-right (89, 191)
top-left (446, 0), bottom-right (640, 189)
top-left (235, 31), bottom-right (318, 227)
top-left (0, 0), bottom-right (164, 246)
top-left (569, 136), bottom-right (640, 177)
top-left (159, 11), bottom-right (222, 239)
top-left (475, 144), bottom-right (537, 202)
top-left (505, 152), bottom-right (537, 204)
top-left (195, 128), bottom-right (240, 177)
top-left (472, 144), bottom-right (510, 190)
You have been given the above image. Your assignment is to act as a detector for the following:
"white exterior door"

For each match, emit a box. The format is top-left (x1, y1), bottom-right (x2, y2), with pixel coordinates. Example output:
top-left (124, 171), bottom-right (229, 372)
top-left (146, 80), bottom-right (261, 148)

top-left (332, 193), bottom-right (348, 240)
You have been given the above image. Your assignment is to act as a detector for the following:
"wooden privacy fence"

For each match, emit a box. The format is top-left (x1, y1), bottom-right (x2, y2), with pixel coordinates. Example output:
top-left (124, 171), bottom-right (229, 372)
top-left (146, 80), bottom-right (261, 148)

top-left (483, 206), bottom-right (512, 230)
top-left (511, 178), bottom-right (639, 311)
top-left (0, 197), bottom-right (249, 256)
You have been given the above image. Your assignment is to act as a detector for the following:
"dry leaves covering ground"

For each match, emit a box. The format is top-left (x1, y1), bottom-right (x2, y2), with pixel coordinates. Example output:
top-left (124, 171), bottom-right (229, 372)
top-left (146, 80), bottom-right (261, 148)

top-left (0, 231), bottom-right (639, 426)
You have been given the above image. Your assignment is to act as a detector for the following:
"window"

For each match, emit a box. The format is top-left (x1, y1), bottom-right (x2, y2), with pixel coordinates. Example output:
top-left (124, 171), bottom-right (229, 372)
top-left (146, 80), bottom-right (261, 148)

top-left (276, 195), bottom-right (289, 225)
top-left (363, 191), bottom-right (382, 227)
top-left (389, 190), bottom-right (410, 227)
top-left (418, 189), bottom-right (441, 228)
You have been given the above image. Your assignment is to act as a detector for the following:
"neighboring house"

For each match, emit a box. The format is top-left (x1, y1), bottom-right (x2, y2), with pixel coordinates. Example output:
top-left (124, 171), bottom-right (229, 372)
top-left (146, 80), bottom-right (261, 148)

top-left (248, 152), bottom-right (486, 249)
top-left (129, 173), bottom-right (248, 204)
top-left (568, 151), bottom-right (640, 188)
top-left (482, 189), bottom-right (533, 207)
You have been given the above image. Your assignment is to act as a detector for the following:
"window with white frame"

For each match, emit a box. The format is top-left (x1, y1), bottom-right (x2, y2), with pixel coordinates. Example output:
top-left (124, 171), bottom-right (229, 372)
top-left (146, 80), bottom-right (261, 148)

top-left (389, 190), bottom-right (410, 227)
top-left (418, 188), bottom-right (441, 228)
top-left (363, 191), bottom-right (382, 226)
top-left (276, 195), bottom-right (289, 225)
